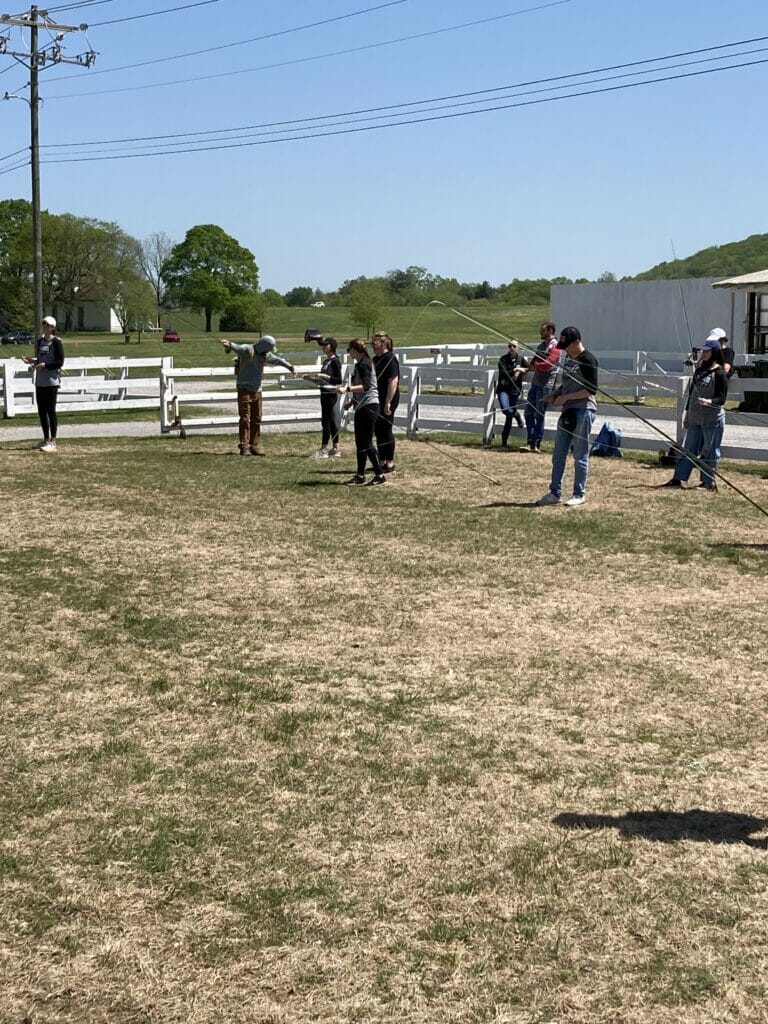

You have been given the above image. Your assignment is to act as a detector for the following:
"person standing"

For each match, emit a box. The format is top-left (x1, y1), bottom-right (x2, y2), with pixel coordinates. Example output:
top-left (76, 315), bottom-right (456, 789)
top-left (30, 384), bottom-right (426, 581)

top-left (23, 315), bottom-right (64, 453)
top-left (339, 339), bottom-right (386, 485)
top-left (661, 338), bottom-right (728, 492)
top-left (537, 326), bottom-right (599, 507)
top-left (495, 339), bottom-right (527, 447)
top-left (311, 337), bottom-right (343, 459)
top-left (372, 330), bottom-right (400, 473)
top-left (219, 334), bottom-right (295, 455)
top-left (705, 327), bottom-right (735, 378)
top-left (520, 321), bottom-right (559, 452)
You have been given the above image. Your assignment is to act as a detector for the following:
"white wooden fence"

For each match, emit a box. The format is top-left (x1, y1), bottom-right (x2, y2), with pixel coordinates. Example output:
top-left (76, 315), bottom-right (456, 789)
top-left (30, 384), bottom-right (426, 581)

top-left (1, 356), bottom-right (170, 418)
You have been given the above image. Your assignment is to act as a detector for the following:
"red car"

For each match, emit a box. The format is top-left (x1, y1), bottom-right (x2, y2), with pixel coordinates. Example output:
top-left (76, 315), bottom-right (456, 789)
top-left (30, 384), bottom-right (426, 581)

top-left (163, 329), bottom-right (181, 343)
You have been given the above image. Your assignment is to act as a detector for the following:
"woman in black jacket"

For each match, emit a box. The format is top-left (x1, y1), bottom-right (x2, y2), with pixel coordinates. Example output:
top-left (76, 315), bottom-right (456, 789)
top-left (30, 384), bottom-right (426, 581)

top-left (496, 340), bottom-right (527, 447)
top-left (23, 315), bottom-right (64, 452)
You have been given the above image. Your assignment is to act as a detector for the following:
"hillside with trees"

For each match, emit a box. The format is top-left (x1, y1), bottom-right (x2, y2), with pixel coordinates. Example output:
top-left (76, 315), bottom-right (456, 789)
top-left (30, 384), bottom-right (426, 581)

top-left (634, 233), bottom-right (768, 280)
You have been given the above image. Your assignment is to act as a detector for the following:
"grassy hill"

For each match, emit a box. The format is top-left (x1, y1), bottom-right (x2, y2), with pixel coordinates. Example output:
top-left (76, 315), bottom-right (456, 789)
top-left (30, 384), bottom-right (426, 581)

top-left (635, 233), bottom-right (768, 280)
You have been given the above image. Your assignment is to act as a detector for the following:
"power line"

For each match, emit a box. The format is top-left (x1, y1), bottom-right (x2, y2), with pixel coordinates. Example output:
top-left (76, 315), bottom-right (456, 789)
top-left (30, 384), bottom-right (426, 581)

top-left (88, 0), bottom-right (222, 29)
top-left (39, 48), bottom-right (768, 158)
top-left (37, 55), bottom-right (768, 165)
top-left (44, 0), bottom-right (417, 81)
top-left (38, 36), bottom-right (768, 150)
top-left (41, 0), bottom-right (574, 94)
top-left (46, 2), bottom-right (115, 12)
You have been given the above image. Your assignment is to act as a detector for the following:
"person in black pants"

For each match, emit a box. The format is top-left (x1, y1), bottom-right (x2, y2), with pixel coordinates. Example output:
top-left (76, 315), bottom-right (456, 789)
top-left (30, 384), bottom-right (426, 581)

top-left (311, 337), bottom-right (343, 459)
top-left (23, 315), bottom-right (64, 452)
top-left (372, 330), bottom-right (400, 473)
top-left (338, 339), bottom-right (386, 486)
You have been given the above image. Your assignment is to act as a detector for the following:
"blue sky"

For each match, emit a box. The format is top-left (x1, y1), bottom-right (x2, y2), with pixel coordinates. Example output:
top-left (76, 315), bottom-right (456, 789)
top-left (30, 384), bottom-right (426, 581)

top-left (1, 0), bottom-right (766, 291)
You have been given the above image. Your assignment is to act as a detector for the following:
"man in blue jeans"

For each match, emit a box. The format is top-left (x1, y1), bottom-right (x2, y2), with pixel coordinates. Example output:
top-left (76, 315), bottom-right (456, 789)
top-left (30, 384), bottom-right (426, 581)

top-left (537, 326), bottom-right (599, 508)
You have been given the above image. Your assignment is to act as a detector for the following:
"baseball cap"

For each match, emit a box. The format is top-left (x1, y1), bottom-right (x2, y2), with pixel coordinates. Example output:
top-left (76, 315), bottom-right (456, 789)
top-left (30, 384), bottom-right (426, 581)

top-left (42, 315), bottom-right (56, 327)
top-left (557, 326), bottom-right (582, 349)
top-left (706, 328), bottom-right (727, 342)
top-left (321, 337), bottom-right (337, 351)
top-left (701, 338), bottom-right (721, 352)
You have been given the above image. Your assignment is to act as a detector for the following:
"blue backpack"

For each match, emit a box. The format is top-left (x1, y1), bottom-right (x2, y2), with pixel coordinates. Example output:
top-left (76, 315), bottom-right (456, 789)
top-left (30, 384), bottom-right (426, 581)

top-left (591, 420), bottom-right (623, 458)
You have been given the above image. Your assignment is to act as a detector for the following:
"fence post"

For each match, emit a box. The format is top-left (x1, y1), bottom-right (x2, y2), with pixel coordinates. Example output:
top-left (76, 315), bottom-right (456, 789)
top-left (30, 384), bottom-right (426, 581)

top-left (675, 376), bottom-right (688, 445)
top-left (2, 360), bottom-right (15, 418)
top-left (159, 358), bottom-right (173, 432)
top-left (406, 366), bottom-right (420, 437)
top-left (482, 369), bottom-right (496, 446)
top-left (634, 350), bottom-right (646, 404)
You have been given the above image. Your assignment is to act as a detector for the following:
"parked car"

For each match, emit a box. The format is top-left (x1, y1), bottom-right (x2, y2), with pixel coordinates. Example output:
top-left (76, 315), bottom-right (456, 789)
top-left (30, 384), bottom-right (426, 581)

top-left (163, 329), bottom-right (181, 343)
top-left (1, 330), bottom-right (34, 345)
top-left (310, 300), bottom-right (325, 308)
top-left (304, 327), bottom-right (323, 344)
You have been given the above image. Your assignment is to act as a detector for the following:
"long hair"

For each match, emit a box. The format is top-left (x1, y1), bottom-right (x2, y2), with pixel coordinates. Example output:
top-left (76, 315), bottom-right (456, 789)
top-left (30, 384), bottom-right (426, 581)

top-left (373, 330), bottom-right (394, 352)
top-left (347, 338), bottom-right (371, 363)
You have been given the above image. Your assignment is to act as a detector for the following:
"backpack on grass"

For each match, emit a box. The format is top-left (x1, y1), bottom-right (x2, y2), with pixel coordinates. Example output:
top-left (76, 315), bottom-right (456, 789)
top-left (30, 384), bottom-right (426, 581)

top-left (591, 420), bottom-right (623, 458)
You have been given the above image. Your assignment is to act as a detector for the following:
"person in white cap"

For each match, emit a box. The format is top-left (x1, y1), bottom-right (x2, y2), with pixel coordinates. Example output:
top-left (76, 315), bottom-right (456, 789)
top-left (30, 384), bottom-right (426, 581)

top-left (22, 315), bottom-right (64, 452)
top-left (706, 328), bottom-right (734, 377)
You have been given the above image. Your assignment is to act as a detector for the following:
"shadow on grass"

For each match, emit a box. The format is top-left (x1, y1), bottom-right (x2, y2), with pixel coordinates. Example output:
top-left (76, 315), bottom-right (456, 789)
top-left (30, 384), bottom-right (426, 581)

top-left (554, 809), bottom-right (768, 848)
top-left (482, 500), bottom-right (542, 509)
top-left (709, 542), bottom-right (768, 552)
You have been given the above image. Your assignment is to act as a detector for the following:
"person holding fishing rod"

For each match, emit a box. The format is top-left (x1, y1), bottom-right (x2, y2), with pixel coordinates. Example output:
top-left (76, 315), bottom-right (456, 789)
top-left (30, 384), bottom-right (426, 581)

top-left (537, 326), bottom-right (599, 508)
top-left (661, 336), bottom-right (728, 492)
top-left (218, 335), bottom-right (295, 456)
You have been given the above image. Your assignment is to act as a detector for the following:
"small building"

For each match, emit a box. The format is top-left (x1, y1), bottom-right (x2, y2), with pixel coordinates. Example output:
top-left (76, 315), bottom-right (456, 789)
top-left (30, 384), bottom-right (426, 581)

top-left (551, 278), bottom-right (746, 358)
top-left (712, 270), bottom-right (768, 355)
top-left (46, 300), bottom-right (122, 333)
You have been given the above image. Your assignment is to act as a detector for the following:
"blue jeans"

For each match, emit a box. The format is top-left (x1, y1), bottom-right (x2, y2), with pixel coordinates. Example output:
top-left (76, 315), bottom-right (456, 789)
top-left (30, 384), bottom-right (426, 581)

top-left (549, 408), bottom-right (596, 499)
top-left (524, 383), bottom-right (552, 448)
top-left (497, 390), bottom-right (522, 442)
top-left (673, 419), bottom-right (724, 486)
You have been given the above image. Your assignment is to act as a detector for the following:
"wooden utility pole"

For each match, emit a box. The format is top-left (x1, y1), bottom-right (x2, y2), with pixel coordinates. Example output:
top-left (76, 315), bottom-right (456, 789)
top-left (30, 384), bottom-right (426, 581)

top-left (0, 9), bottom-right (95, 328)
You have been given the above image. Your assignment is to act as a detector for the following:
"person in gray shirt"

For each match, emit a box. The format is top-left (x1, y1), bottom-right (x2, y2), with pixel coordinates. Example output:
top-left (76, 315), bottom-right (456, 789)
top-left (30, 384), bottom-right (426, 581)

top-left (219, 334), bottom-right (294, 455)
top-left (661, 338), bottom-right (728, 492)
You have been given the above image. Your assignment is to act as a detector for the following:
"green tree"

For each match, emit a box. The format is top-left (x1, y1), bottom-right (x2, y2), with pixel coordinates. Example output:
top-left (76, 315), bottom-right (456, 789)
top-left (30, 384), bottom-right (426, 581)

top-left (0, 198), bottom-right (33, 326)
top-left (113, 274), bottom-right (157, 336)
top-left (284, 285), bottom-right (314, 307)
top-left (220, 293), bottom-right (268, 334)
top-left (349, 281), bottom-right (386, 337)
top-left (262, 288), bottom-right (284, 306)
top-left (162, 224), bottom-right (259, 332)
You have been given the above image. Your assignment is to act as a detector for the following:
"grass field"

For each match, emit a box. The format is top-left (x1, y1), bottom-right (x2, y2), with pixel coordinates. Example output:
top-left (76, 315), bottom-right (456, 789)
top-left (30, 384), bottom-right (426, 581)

top-left (11, 304), bottom-right (549, 366)
top-left (1, 431), bottom-right (767, 1023)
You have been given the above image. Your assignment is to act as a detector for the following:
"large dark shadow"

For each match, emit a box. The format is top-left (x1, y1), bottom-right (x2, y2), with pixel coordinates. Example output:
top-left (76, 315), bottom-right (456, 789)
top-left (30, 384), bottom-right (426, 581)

top-left (708, 542), bottom-right (768, 553)
top-left (554, 809), bottom-right (768, 848)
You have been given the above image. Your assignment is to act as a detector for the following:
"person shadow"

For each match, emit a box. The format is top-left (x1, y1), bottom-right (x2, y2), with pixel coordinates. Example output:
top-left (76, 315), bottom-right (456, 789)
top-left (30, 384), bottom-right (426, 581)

top-left (553, 809), bottom-right (768, 848)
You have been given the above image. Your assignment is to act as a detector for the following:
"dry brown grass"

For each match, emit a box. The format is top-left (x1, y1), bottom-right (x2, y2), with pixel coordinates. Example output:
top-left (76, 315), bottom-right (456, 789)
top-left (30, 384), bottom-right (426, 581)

top-left (1, 433), bottom-right (767, 1024)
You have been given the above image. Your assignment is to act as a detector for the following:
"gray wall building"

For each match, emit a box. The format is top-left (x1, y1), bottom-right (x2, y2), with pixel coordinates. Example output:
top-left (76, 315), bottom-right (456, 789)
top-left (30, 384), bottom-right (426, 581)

top-left (551, 279), bottom-right (746, 357)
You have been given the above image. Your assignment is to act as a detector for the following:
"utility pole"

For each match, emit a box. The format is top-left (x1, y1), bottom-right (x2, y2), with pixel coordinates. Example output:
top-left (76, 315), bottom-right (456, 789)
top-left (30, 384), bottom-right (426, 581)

top-left (1, 8), bottom-right (95, 329)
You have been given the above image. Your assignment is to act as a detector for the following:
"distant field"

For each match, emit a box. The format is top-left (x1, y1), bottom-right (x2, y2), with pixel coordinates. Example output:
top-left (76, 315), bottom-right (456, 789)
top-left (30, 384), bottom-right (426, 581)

top-left (15, 305), bottom-right (549, 366)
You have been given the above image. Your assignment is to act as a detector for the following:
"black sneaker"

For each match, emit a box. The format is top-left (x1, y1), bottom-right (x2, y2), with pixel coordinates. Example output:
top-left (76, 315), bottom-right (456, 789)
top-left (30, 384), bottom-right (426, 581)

top-left (344, 475), bottom-right (367, 486)
top-left (698, 482), bottom-right (717, 492)
top-left (660, 479), bottom-right (682, 488)
top-left (368, 475), bottom-right (387, 485)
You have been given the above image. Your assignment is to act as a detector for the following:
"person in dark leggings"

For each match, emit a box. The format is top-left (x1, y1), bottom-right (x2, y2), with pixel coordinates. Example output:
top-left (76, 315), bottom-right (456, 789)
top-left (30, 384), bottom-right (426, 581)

top-left (372, 330), bottom-right (400, 473)
top-left (23, 315), bottom-right (64, 452)
top-left (339, 339), bottom-right (386, 486)
top-left (311, 337), bottom-right (343, 459)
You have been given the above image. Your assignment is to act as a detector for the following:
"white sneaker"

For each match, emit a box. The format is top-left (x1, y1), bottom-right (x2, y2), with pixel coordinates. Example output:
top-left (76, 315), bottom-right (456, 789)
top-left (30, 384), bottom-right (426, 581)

top-left (565, 495), bottom-right (586, 507)
top-left (330, 449), bottom-right (342, 459)
top-left (536, 492), bottom-right (560, 506)
top-left (40, 441), bottom-right (57, 453)
top-left (34, 440), bottom-right (46, 450)
top-left (310, 449), bottom-right (330, 460)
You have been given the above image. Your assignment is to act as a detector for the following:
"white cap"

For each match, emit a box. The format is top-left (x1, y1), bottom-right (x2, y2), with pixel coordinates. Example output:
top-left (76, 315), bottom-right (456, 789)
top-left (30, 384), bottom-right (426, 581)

top-left (706, 328), bottom-right (726, 342)
top-left (42, 315), bottom-right (57, 327)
